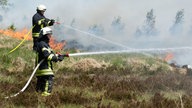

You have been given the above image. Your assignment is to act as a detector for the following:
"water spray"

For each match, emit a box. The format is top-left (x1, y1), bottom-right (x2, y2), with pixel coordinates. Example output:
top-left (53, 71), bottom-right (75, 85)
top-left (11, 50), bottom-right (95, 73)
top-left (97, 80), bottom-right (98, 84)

top-left (68, 47), bottom-right (192, 57)
top-left (5, 46), bottom-right (192, 98)
top-left (56, 23), bottom-right (132, 50)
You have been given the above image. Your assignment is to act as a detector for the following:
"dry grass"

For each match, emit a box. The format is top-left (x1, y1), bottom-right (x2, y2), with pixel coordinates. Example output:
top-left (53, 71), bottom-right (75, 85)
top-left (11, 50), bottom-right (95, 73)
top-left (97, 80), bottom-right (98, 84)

top-left (0, 34), bottom-right (22, 49)
top-left (71, 58), bottom-right (103, 71)
top-left (1, 34), bottom-right (192, 107)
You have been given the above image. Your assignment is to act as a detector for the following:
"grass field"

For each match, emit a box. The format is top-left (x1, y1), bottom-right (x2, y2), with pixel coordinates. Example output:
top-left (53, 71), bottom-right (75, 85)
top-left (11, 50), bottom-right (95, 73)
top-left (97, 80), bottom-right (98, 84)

top-left (1, 33), bottom-right (192, 108)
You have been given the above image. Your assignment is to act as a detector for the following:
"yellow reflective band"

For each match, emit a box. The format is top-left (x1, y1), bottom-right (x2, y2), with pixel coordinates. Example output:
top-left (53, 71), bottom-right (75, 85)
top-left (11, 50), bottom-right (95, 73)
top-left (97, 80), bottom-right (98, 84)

top-left (42, 47), bottom-right (47, 51)
top-left (36, 68), bottom-right (53, 76)
top-left (38, 19), bottom-right (45, 25)
top-left (38, 20), bottom-right (41, 25)
top-left (48, 21), bottom-right (51, 25)
top-left (45, 81), bottom-right (49, 93)
top-left (48, 54), bottom-right (54, 61)
top-left (48, 60), bottom-right (51, 67)
top-left (32, 33), bottom-right (40, 37)
top-left (42, 47), bottom-right (52, 53)
top-left (41, 92), bottom-right (51, 96)
top-left (41, 24), bottom-right (44, 29)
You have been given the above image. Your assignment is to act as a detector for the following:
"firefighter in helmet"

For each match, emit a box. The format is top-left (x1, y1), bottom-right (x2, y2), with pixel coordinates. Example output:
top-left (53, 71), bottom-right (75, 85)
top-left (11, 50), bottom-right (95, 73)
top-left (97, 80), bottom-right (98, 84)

top-left (35, 27), bottom-right (65, 96)
top-left (32, 4), bottom-right (55, 51)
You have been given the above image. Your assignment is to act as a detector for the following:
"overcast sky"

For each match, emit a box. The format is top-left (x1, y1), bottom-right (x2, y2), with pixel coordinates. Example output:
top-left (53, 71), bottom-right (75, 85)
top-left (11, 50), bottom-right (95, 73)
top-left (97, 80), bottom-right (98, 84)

top-left (1, 0), bottom-right (191, 30)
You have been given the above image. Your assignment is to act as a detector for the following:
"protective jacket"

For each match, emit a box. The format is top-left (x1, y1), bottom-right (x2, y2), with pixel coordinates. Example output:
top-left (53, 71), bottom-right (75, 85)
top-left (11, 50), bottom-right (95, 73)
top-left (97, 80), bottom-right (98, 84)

top-left (32, 12), bottom-right (54, 38)
top-left (36, 41), bottom-right (58, 76)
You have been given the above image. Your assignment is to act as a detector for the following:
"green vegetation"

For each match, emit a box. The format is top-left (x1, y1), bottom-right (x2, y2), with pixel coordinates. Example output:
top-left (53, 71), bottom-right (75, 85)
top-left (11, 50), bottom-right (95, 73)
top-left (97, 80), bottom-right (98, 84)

top-left (1, 34), bottom-right (192, 108)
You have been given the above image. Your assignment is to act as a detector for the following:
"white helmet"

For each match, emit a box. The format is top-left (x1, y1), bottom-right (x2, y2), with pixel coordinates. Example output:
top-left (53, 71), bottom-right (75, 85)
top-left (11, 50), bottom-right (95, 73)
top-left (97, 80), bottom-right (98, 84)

top-left (40, 27), bottom-right (52, 35)
top-left (37, 4), bottom-right (46, 11)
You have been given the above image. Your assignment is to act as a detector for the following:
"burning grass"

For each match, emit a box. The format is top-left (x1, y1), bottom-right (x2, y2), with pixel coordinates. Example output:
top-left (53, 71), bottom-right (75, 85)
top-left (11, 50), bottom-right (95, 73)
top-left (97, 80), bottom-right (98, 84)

top-left (0, 28), bottom-right (31, 40)
top-left (2, 34), bottom-right (192, 107)
top-left (0, 28), bottom-right (66, 51)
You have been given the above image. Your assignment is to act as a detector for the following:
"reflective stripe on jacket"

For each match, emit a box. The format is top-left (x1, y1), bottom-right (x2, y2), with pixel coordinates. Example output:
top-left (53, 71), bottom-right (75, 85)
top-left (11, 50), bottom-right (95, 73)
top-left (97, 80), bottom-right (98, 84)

top-left (36, 68), bottom-right (53, 76)
top-left (32, 12), bottom-right (52, 38)
top-left (36, 41), bottom-right (57, 76)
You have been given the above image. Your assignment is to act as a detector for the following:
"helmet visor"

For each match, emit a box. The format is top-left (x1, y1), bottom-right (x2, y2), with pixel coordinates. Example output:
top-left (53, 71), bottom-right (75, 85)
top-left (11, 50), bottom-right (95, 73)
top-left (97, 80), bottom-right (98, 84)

top-left (42, 9), bottom-right (46, 12)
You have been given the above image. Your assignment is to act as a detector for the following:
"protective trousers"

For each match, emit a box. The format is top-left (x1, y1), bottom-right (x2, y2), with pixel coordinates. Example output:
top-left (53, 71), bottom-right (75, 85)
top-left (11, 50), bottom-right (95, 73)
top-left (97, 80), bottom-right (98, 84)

top-left (36, 75), bottom-right (54, 96)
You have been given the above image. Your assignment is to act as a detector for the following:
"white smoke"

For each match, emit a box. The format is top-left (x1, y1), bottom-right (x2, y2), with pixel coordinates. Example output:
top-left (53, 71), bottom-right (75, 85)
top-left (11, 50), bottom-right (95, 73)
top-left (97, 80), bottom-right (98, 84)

top-left (1, 0), bottom-right (192, 65)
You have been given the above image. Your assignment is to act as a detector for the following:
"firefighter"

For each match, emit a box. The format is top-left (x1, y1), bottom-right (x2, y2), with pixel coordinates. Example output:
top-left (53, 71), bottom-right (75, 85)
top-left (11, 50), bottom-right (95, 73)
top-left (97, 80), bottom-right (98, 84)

top-left (32, 4), bottom-right (55, 51)
top-left (35, 27), bottom-right (65, 96)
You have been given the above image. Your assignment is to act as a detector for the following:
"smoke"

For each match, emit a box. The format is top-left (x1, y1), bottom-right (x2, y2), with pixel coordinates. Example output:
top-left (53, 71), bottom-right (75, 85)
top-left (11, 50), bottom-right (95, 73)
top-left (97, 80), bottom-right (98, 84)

top-left (1, 0), bottom-right (192, 65)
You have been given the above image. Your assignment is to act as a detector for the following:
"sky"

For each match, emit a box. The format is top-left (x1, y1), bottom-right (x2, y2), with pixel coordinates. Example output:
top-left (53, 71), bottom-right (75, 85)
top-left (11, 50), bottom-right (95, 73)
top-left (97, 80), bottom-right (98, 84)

top-left (1, 0), bottom-right (192, 65)
top-left (1, 0), bottom-right (192, 30)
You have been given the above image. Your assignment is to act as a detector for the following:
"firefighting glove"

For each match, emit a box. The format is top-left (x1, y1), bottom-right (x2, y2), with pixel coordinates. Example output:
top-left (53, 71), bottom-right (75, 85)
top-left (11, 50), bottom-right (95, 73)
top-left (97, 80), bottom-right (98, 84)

top-left (42, 18), bottom-right (49, 26)
top-left (58, 55), bottom-right (64, 61)
top-left (50, 19), bottom-right (55, 25)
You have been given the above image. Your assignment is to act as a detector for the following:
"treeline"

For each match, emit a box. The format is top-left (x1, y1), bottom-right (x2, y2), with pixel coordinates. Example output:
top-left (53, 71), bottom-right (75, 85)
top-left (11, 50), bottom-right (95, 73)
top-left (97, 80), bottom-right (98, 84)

top-left (54, 9), bottom-right (188, 37)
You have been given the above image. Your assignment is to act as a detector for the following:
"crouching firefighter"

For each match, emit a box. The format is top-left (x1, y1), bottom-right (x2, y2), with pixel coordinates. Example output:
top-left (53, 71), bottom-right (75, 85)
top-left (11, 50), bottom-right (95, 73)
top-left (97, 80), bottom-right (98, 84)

top-left (35, 27), bottom-right (67, 96)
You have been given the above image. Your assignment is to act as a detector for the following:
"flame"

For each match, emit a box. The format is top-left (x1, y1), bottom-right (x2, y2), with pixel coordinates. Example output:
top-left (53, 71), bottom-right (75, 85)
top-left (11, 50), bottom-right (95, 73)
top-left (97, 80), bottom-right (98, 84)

top-left (164, 52), bottom-right (174, 61)
top-left (0, 28), bottom-right (32, 40)
top-left (49, 37), bottom-right (66, 50)
top-left (0, 28), bottom-right (66, 50)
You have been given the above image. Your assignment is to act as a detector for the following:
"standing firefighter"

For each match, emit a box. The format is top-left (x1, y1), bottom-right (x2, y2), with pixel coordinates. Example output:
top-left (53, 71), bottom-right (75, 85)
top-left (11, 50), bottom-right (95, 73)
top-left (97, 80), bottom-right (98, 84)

top-left (32, 4), bottom-right (55, 51)
top-left (35, 27), bottom-right (67, 96)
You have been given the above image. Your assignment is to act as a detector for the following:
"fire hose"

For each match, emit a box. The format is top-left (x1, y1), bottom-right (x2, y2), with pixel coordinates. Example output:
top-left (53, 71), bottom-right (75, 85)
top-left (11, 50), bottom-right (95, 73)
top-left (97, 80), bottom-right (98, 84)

top-left (7, 25), bottom-right (35, 55)
top-left (5, 59), bottom-right (44, 99)
top-left (4, 46), bottom-right (192, 99)
top-left (4, 53), bottom-right (69, 99)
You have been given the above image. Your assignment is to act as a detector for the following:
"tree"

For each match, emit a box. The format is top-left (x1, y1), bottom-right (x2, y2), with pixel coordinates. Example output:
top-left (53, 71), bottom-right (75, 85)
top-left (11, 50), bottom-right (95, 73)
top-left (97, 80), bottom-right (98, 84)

top-left (88, 24), bottom-right (105, 36)
top-left (169, 9), bottom-right (184, 36)
top-left (8, 24), bottom-right (16, 31)
top-left (0, 0), bottom-right (8, 6)
top-left (0, 15), bottom-right (3, 22)
top-left (111, 16), bottom-right (125, 33)
top-left (135, 9), bottom-right (158, 36)
top-left (174, 9), bottom-right (184, 24)
top-left (70, 18), bottom-right (76, 27)
top-left (0, 0), bottom-right (11, 11)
